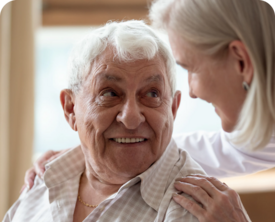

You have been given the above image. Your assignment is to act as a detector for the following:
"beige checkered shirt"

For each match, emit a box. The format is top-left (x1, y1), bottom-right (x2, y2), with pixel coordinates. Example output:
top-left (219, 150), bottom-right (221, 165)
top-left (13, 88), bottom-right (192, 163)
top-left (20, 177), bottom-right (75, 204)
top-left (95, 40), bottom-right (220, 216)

top-left (3, 139), bottom-right (205, 222)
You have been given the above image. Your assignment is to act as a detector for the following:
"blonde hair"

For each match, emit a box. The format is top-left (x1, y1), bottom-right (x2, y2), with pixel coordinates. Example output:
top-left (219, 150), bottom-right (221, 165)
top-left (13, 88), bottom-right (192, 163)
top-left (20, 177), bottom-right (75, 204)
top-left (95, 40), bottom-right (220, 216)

top-left (150, 0), bottom-right (275, 151)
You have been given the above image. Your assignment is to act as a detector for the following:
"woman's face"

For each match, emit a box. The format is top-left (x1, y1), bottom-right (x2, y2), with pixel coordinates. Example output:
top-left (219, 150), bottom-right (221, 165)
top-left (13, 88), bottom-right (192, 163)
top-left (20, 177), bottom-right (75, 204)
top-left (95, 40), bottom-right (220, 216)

top-left (168, 31), bottom-right (247, 132)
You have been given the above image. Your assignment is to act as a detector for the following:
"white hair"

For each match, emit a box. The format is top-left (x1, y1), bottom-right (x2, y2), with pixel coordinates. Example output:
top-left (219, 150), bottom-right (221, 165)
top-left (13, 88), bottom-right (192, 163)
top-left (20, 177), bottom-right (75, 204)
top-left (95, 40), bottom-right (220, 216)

top-left (68, 20), bottom-right (176, 96)
top-left (150, 0), bottom-right (275, 151)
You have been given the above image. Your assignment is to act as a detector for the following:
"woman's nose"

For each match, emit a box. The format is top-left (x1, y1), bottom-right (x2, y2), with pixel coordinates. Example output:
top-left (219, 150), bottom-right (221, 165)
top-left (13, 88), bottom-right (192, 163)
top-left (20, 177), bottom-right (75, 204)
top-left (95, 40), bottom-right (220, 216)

top-left (189, 89), bottom-right (197, 98)
top-left (116, 99), bottom-right (145, 130)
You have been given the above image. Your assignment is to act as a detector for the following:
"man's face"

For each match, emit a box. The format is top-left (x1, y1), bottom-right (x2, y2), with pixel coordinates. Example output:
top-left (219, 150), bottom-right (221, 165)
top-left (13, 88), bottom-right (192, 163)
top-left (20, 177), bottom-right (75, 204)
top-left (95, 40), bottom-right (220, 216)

top-left (68, 48), bottom-right (180, 185)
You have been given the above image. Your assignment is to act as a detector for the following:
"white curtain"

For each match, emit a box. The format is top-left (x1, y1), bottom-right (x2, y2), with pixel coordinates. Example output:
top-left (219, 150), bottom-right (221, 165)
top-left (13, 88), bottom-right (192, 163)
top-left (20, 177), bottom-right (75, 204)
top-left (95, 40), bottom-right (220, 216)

top-left (0, 0), bottom-right (37, 219)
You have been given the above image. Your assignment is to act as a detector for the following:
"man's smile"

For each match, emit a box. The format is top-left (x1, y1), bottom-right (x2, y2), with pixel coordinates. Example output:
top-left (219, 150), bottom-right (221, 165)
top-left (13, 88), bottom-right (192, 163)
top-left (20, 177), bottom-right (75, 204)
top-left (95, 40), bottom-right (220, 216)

top-left (111, 138), bottom-right (148, 144)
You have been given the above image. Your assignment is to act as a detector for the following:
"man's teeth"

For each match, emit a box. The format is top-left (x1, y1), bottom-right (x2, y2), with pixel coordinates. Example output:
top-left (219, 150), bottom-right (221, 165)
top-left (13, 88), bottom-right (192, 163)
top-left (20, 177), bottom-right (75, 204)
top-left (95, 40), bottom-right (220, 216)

top-left (113, 138), bottom-right (145, 143)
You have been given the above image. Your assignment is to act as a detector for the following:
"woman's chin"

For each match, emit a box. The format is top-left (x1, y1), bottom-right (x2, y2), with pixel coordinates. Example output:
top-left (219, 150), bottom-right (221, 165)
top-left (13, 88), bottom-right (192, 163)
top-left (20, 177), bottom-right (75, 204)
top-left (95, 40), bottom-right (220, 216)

top-left (221, 121), bottom-right (236, 133)
top-left (215, 108), bottom-right (237, 132)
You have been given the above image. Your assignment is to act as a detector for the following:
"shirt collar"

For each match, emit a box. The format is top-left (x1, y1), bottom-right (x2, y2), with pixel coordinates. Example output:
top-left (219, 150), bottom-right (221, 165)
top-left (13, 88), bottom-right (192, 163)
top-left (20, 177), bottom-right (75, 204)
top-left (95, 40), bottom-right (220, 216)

top-left (44, 145), bottom-right (85, 189)
top-left (137, 139), bottom-right (179, 211)
top-left (44, 139), bottom-right (179, 212)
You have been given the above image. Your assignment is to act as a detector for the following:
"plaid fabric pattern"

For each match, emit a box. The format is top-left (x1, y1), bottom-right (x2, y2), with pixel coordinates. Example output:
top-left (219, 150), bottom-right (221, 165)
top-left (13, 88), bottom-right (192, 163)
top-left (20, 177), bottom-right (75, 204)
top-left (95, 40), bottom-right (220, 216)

top-left (3, 139), bottom-right (206, 222)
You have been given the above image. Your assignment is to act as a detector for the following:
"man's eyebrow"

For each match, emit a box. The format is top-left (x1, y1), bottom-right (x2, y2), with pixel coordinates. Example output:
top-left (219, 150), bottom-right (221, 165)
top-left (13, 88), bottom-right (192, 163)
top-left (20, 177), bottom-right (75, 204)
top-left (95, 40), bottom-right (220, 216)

top-left (96, 73), bottom-right (123, 82)
top-left (144, 74), bottom-right (163, 83)
top-left (95, 73), bottom-right (162, 83)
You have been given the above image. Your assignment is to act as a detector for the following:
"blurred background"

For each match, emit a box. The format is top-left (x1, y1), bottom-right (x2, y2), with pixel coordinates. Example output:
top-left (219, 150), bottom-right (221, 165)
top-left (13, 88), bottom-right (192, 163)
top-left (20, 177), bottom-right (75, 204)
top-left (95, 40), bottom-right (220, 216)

top-left (0, 0), bottom-right (274, 221)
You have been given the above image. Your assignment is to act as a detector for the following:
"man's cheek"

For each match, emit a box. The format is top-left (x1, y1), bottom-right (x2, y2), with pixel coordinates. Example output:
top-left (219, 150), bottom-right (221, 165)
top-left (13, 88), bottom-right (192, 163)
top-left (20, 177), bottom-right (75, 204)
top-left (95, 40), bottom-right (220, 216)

top-left (148, 112), bottom-right (170, 135)
top-left (83, 105), bottom-right (107, 131)
top-left (90, 110), bottom-right (117, 143)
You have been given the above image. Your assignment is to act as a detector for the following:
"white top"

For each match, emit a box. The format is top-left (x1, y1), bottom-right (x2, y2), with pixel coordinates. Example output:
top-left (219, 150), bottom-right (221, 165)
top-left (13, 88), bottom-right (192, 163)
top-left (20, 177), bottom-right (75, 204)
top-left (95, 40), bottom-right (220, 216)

top-left (4, 140), bottom-right (207, 222)
top-left (173, 130), bottom-right (275, 178)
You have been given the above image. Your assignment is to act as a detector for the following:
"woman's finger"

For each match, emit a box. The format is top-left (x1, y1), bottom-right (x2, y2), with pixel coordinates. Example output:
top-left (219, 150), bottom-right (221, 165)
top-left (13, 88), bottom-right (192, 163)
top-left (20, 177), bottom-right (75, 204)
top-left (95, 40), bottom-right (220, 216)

top-left (21, 149), bottom-right (71, 193)
top-left (24, 167), bottom-right (36, 189)
top-left (47, 154), bottom-right (61, 163)
top-left (172, 193), bottom-right (206, 221)
top-left (34, 150), bottom-right (60, 177)
top-left (174, 181), bottom-right (212, 207)
top-left (176, 176), bottom-right (223, 198)
top-left (187, 174), bottom-right (228, 191)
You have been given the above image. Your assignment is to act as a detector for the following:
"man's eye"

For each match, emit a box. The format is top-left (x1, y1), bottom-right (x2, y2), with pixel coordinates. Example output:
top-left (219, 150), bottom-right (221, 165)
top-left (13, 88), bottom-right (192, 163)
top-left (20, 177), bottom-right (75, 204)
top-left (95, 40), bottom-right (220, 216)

top-left (146, 91), bottom-right (158, 98)
top-left (103, 91), bottom-right (117, 97)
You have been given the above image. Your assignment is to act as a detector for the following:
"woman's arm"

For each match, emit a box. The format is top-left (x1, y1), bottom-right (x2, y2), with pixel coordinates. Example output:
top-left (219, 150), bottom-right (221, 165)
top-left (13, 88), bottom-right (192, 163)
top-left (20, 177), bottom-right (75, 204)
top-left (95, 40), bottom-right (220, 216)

top-left (173, 130), bottom-right (275, 178)
top-left (24, 130), bottom-right (275, 189)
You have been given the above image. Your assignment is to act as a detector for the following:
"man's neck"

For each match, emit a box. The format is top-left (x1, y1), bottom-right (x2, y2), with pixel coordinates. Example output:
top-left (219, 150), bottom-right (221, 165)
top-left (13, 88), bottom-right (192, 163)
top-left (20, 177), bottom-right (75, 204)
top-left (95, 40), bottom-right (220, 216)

top-left (82, 170), bottom-right (123, 198)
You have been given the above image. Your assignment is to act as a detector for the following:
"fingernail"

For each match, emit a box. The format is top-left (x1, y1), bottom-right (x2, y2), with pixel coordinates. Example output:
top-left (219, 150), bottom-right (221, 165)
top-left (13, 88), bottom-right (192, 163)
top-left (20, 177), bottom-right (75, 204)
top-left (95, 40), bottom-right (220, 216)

top-left (26, 184), bottom-right (30, 191)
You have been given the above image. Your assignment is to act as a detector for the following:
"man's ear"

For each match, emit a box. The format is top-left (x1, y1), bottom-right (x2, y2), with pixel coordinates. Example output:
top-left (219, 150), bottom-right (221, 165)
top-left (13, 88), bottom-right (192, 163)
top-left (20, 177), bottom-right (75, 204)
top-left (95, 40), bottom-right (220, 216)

top-left (60, 89), bottom-right (77, 131)
top-left (228, 40), bottom-right (254, 85)
top-left (171, 90), bottom-right (181, 120)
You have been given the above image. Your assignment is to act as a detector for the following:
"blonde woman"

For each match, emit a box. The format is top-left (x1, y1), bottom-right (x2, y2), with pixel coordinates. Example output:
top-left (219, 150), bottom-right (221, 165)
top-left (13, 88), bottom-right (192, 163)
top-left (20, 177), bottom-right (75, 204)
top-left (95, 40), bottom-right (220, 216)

top-left (149, 0), bottom-right (275, 221)
top-left (23, 0), bottom-right (275, 221)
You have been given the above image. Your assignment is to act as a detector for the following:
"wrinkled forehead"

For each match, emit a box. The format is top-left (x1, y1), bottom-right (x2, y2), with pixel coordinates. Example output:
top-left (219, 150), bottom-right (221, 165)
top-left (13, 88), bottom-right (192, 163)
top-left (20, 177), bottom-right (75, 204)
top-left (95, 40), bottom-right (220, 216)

top-left (94, 46), bottom-right (166, 67)
top-left (85, 47), bottom-right (170, 87)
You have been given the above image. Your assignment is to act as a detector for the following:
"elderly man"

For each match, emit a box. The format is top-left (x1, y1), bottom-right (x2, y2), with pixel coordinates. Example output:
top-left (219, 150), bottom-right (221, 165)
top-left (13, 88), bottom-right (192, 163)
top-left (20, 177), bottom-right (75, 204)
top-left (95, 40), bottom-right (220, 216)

top-left (3, 20), bottom-right (205, 222)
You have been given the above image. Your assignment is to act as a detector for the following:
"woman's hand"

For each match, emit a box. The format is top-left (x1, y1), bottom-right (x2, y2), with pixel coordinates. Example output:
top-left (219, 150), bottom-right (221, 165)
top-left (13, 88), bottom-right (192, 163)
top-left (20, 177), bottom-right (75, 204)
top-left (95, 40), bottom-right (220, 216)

top-left (20, 149), bottom-right (70, 193)
top-left (173, 175), bottom-right (250, 222)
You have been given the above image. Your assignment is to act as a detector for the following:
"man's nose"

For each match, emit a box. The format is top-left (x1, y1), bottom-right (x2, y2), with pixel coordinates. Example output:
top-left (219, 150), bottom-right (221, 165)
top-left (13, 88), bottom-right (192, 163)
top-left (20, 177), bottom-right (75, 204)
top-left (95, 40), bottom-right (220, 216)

top-left (188, 71), bottom-right (197, 99)
top-left (116, 99), bottom-right (145, 130)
